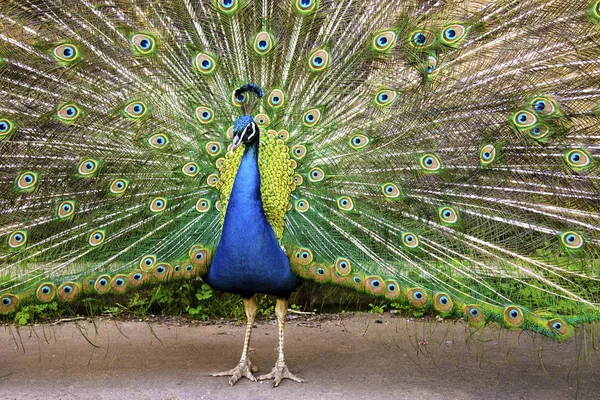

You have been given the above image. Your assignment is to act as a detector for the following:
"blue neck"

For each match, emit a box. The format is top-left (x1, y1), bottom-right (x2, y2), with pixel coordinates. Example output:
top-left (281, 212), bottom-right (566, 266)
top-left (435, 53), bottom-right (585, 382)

top-left (206, 140), bottom-right (298, 297)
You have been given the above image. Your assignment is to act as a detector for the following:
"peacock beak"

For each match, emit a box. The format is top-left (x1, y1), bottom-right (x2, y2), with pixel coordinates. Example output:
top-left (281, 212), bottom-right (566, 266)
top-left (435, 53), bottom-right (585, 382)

top-left (230, 122), bottom-right (256, 152)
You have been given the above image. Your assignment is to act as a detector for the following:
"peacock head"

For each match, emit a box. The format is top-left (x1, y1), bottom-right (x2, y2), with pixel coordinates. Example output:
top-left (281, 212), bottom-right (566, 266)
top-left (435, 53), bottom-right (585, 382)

top-left (231, 115), bottom-right (259, 151)
top-left (230, 83), bottom-right (264, 152)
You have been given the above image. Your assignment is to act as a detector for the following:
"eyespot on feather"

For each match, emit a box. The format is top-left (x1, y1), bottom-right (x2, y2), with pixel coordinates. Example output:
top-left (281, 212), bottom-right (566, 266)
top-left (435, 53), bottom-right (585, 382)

top-left (560, 231), bottom-right (584, 250)
top-left (337, 196), bottom-right (354, 211)
top-left (94, 275), bottom-right (112, 294)
top-left (124, 101), bottom-right (148, 119)
top-left (128, 270), bottom-right (149, 287)
top-left (36, 283), bottom-right (56, 302)
top-left (88, 230), bottom-right (105, 246)
top-left (419, 154), bottom-right (442, 172)
top-left (268, 89), bottom-right (285, 108)
top-left (8, 231), bottom-right (28, 249)
top-left (195, 52), bottom-right (216, 74)
top-left (196, 198), bottom-right (211, 213)
top-left (308, 49), bottom-right (329, 71)
top-left (438, 207), bottom-right (459, 225)
top-left (465, 305), bottom-right (484, 324)
top-left (407, 288), bottom-right (428, 307)
top-left (372, 30), bottom-right (397, 52)
top-left (57, 200), bottom-right (76, 219)
top-left (0, 118), bottom-right (15, 138)
top-left (253, 31), bottom-right (274, 55)
top-left (77, 159), bottom-right (100, 177)
top-left (335, 258), bottom-right (351, 276)
top-left (434, 293), bottom-right (453, 313)
top-left (479, 144), bottom-right (496, 166)
top-left (503, 306), bottom-right (524, 327)
top-left (16, 171), bottom-right (39, 190)
top-left (294, 199), bottom-right (310, 212)
top-left (302, 109), bottom-right (321, 127)
top-left (0, 294), bottom-right (18, 313)
top-left (57, 104), bottom-right (82, 121)
top-left (148, 133), bottom-right (169, 149)
top-left (149, 197), bottom-right (167, 213)
top-left (182, 162), bottom-right (199, 177)
top-left (206, 142), bottom-right (222, 157)
top-left (350, 134), bottom-right (369, 149)
top-left (196, 106), bottom-right (214, 124)
top-left (109, 179), bottom-right (129, 195)
top-left (385, 280), bottom-right (400, 299)
top-left (512, 110), bottom-right (537, 128)
top-left (140, 255), bottom-right (156, 271)
top-left (365, 276), bottom-right (385, 296)
top-left (57, 282), bottom-right (80, 301)
top-left (152, 263), bottom-right (173, 281)
top-left (401, 232), bottom-right (419, 248)
top-left (130, 33), bottom-right (156, 55)
top-left (52, 43), bottom-right (80, 62)
top-left (410, 30), bottom-right (435, 48)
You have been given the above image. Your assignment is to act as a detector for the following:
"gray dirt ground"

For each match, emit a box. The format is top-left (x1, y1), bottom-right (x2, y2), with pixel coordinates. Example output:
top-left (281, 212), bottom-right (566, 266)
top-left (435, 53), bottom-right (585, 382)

top-left (1, 313), bottom-right (599, 400)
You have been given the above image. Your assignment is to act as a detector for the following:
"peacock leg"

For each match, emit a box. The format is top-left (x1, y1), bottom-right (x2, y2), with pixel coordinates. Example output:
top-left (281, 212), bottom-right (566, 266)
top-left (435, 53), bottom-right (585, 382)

top-left (212, 295), bottom-right (258, 386)
top-left (258, 298), bottom-right (304, 387)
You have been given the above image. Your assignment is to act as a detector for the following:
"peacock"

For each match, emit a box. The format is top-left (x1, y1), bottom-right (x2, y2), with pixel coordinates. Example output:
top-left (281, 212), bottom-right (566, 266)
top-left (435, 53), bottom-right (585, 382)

top-left (1, 0), bottom-right (599, 388)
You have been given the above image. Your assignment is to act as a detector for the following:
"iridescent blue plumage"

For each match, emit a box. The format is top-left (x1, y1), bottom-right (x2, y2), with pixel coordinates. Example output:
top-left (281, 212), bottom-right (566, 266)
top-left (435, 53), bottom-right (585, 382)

top-left (206, 120), bottom-right (298, 298)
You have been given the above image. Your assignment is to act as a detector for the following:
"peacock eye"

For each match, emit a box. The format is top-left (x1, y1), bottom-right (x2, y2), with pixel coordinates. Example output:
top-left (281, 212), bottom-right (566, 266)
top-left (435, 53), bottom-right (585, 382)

top-left (309, 167), bottom-right (325, 182)
top-left (413, 291), bottom-right (422, 300)
top-left (78, 159), bottom-right (99, 176)
top-left (8, 231), bottom-right (28, 248)
top-left (131, 34), bottom-right (156, 54)
top-left (149, 134), bottom-right (169, 149)
top-left (419, 153), bottom-right (442, 171)
top-left (387, 283), bottom-right (396, 291)
top-left (371, 279), bottom-right (380, 287)
top-left (470, 308), bottom-right (478, 317)
top-left (381, 183), bottom-right (400, 198)
top-left (0, 119), bottom-right (14, 135)
top-left (16, 171), bottom-right (39, 190)
top-left (206, 142), bottom-right (222, 156)
top-left (124, 101), bottom-right (148, 119)
top-left (196, 198), bottom-right (210, 213)
top-left (401, 232), bottom-right (419, 248)
top-left (253, 32), bottom-right (273, 55)
top-left (291, 145), bottom-right (307, 159)
top-left (150, 197), bottom-right (167, 213)
top-left (2, 297), bottom-right (11, 306)
top-left (349, 134), bottom-right (369, 149)
top-left (440, 296), bottom-right (448, 305)
top-left (410, 30), bottom-right (435, 47)
top-left (57, 200), bottom-right (76, 218)
top-left (134, 273), bottom-right (142, 280)
top-left (99, 279), bottom-right (107, 286)
top-left (440, 24), bottom-right (467, 46)
top-left (308, 49), bottom-right (329, 71)
top-left (195, 53), bottom-right (216, 74)
top-left (561, 231), bottom-right (584, 249)
top-left (89, 230), bottom-right (105, 246)
top-left (353, 276), bottom-right (361, 283)
top-left (53, 44), bottom-right (80, 62)
top-left (186, 265), bottom-right (193, 271)
top-left (337, 196), bottom-right (354, 211)
top-left (512, 110), bottom-right (537, 128)
top-left (375, 89), bottom-right (397, 106)
top-left (295, 199), bottom-right (310, 212)
top-left (439, 206), bottom-right (458, 224)
top-left (116, 278), bottom-right (125, 286)
top-left (302, 108), bottom-right (321, 127)
top-left (182, 162), bottom-right (200, 177)
top-left (268, 89), bottom-right (285, 108)
top-left (564, 149), bottom-right (591, 169)
top-left (480, 144), bottom-right (496, 165)
top-left (57, 104), bottom-right (81, 121)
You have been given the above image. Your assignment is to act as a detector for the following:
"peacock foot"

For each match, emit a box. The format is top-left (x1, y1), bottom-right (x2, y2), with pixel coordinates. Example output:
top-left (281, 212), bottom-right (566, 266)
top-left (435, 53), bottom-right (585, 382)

top-left (212, 360), bottom-right (258, 386)
top-left (258, 361), bottom-right (304, 387)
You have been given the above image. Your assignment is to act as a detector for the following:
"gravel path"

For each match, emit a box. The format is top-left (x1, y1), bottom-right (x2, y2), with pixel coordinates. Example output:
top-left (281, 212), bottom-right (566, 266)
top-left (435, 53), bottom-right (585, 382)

top-left (1, 314), bottom-right (598, 399)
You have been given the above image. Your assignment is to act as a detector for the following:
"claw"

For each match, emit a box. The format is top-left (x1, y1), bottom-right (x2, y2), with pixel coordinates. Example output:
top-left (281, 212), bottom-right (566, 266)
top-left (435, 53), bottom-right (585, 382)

top-left (212, 360), bottom-right (258, 386)
top-left (258, 361), bottom-right (304, 387)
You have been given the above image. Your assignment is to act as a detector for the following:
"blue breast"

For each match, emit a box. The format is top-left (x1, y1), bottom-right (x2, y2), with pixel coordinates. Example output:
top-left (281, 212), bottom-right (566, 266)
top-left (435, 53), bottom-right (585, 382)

top-left (205, 142), bottom-right (298, 298)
